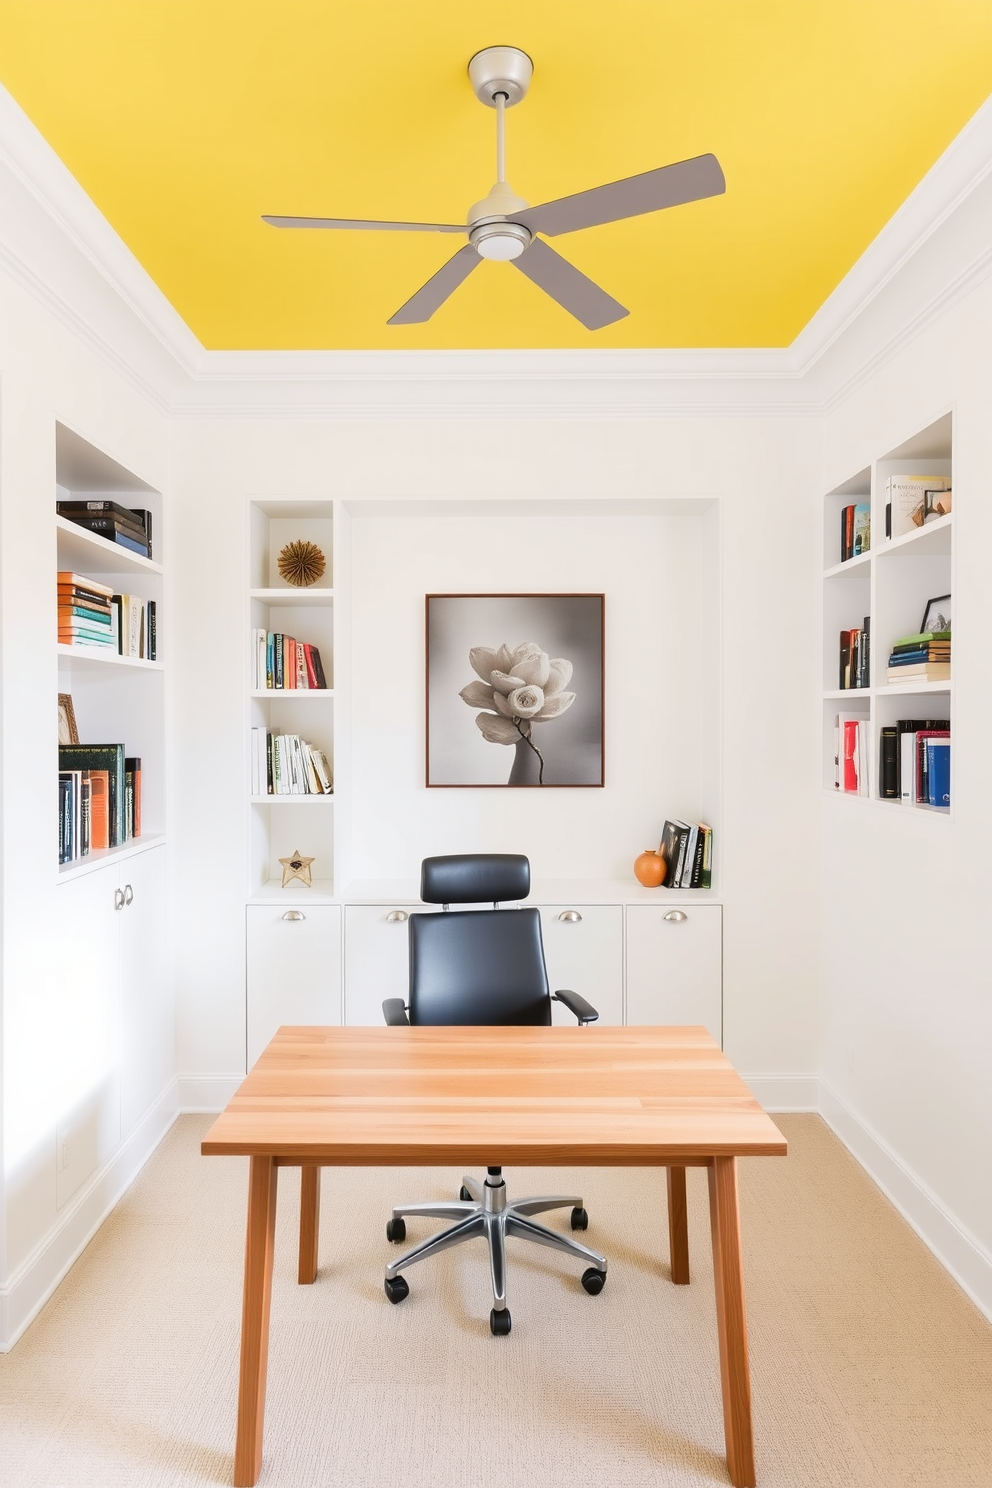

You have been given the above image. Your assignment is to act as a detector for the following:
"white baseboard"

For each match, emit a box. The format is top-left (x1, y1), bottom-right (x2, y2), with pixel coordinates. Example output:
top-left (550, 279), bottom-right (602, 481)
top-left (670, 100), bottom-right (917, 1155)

top-left (0, 1080), bottom-right (180, 1351)
top-left (177, 1074), bottom-right (243, 1112)
top-left (819, 1079), bottom-right (992, 1323)
top-left (740, 1074), bottom-right (820, 1111)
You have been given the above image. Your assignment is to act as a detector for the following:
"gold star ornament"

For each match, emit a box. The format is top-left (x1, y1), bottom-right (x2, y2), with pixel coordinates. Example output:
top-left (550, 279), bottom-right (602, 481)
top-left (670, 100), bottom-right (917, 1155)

top-left (279, 849), bottom-right (314, 888)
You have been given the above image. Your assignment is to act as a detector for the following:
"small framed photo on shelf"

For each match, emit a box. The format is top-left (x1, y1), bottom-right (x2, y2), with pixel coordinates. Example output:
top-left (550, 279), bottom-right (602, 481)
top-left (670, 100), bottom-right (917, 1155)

top-left (58, 693), bottom-right (79, 745)
top-left (921, 594), bottom-right (951, 633)
top-left (923, 488), bottom-right (952, 523)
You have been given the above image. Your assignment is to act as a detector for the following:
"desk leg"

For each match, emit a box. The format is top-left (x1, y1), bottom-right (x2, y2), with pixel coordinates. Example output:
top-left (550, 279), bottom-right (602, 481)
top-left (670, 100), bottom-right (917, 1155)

top-left (708, 1157), bottom-right (755, 1488)
top-left (666, 1166), bottom-right (690, 1284)
top-left (235, 1156), bottom-right (278, 1488)
top-left (298, 1165), bottom-right (321, 1284)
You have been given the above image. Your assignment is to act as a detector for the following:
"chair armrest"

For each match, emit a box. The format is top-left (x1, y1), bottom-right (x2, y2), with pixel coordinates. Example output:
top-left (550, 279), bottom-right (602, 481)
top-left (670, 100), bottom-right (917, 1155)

top-left (552, 989), bottom-right (599, 1025)
top-left (382, 998), bottom-right (410, 1026)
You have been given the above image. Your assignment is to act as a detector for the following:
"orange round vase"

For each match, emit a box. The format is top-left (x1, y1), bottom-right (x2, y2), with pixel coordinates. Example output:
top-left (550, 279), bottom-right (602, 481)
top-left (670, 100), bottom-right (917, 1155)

top-left (633, 849), bottom-right (667, 888)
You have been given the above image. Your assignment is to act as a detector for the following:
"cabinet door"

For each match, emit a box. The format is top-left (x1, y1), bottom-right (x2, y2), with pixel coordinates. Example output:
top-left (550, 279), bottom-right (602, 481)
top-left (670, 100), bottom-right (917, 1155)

top-left (343, 905), bottom-right (413, 1025)
top-left (247, 904), bottom-right (342, 1067)
top-left (55, 866), bottom-right (121, 1208)
top-left (120, 846), bottom-right (172, 1136)
top-left (539, 906), bottom-right (623, 1026)
top-left (625, 905), bottom-right (723, 1044)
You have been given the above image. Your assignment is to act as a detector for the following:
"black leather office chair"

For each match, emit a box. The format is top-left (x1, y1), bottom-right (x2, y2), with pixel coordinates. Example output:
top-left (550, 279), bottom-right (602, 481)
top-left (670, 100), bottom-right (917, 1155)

top-left (381, 853), bottom-right (608, 1335)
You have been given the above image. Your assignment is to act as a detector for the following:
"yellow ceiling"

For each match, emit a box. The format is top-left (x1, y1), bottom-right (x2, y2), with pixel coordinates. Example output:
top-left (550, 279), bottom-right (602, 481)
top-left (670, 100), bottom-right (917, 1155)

top-left (1, 2), bottom-right (990, 351)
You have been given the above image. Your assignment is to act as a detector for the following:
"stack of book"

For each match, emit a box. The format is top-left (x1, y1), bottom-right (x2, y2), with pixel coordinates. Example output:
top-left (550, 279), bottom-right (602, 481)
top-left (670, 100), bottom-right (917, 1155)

top-left (57, 499), bottom-right (153, 558)
top-left (886, 629), bottom-right (950, 685)
top-left (58, 744), bottom-right (140, 861)
top-left (839, 503), bottom-right (870, 562)
top-left (252, 631), bottom-right (328, 690)
top-left (878, 720), bottom-right (950, 807)
top-left (58, 572), bottom-right (116, 649)
top-left (111, 593), bottom-right (157, 659)
top-left (884, 475), bottom-right (951, 540)
top-left (839, 618), bottom-right (870, 689)
top-left (658, 820), bottom-right (712, 889)
top-left (250, 729), bottom-right (332, 795)
top-left (833, 712), bottom-right (869, 794)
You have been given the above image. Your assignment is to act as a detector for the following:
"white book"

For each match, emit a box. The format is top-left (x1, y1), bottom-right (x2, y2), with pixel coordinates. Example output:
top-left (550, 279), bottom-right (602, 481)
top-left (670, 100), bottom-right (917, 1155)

top-left (311, 749), bottom-right (333, 794)
top-left (679, 823), bottom-right (699, 887)
top-left (886, 473), bottom-right (951, 540)
top-left (899, 731), bottom-right (915, 802)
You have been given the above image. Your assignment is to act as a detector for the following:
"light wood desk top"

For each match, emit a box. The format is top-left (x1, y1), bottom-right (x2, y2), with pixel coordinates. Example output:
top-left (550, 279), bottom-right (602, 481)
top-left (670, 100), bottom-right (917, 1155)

top-left (202, 1023), bottom-right (787, 1166)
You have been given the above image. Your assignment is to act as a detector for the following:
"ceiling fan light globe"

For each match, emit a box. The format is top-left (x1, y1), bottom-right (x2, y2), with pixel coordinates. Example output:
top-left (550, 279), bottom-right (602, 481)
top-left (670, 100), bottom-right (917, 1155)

top-left (470, 220), bottom-right (531, 260)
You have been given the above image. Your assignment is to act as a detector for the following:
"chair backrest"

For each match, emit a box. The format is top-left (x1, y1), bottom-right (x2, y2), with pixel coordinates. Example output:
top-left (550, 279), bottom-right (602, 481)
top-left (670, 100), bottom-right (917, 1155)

top-left (408, 854), bottom-right (552, 1027)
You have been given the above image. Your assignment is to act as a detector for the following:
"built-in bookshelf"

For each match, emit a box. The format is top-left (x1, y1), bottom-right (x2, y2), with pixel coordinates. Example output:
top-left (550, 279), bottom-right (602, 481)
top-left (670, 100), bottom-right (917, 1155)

top-left (56, 424), bottom-right (165, 872)
top-left (248, 501), bottom-right (335, 898)
top-left (822, 412), bottom-right (953, 812)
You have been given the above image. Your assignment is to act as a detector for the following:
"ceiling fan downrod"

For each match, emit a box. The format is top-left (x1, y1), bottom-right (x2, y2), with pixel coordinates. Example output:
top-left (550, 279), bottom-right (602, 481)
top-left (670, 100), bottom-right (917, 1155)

top-left (466, 47), bottom-right (534, 260)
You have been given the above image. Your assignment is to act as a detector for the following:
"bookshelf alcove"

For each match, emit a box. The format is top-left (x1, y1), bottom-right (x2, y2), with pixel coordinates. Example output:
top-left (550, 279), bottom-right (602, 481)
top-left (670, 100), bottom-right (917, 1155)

top-left (247, 501), bottom-right (335, 901)
top-left (822, 412), bottom-right (953, 812)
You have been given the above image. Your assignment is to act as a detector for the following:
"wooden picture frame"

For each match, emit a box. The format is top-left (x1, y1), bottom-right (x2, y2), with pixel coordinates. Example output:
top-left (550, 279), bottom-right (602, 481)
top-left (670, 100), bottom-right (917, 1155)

top-left (58, 693), bottom-right (79, 745)
top-left (425, 593), bottom-right (605, 787)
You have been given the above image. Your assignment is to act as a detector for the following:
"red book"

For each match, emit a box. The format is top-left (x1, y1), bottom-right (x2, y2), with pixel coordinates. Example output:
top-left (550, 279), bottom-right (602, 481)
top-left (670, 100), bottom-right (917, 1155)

top-left (285, 636), bottom-right (297, 689)
top-left (303, 644), bottom-right (320, 689)
top-left (89, 770), bottom-right (110, 850)
top-left (843, 719), bottom-right (860, 793)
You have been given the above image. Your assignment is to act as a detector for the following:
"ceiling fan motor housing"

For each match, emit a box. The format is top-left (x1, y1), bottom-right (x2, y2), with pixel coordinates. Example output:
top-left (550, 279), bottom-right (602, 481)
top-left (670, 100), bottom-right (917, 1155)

top-left (468, 46), bottom-right (534, 107)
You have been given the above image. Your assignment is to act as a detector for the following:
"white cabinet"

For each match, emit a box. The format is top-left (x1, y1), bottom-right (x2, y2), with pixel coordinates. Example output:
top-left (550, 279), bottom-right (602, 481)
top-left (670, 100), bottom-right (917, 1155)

top-left (54, 843), bottom-right (170, 1206)
top-left (343, 905), bottom-right (412, 1025)
top-left (120, 846), bottom-right (171, 1134)
top-left (539, 905), bottom-right (623, 1026)
top-left (246, 904), bottom-right (342, 1066)
top-left (625, 904), bottom-right (723, 1044)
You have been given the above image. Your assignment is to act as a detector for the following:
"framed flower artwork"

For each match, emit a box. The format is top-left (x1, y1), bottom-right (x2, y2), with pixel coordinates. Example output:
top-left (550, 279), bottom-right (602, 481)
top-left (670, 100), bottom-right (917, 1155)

top-left (425, 594), bottom-right (604, 787)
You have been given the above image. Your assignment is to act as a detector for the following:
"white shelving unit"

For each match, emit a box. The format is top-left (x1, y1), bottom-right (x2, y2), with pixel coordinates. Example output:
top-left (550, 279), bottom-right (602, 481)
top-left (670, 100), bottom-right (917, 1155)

top-left (56, 424), bottom-right (165, 871)
top-left (822, 412), bottom-right (952, 812)
top-left (247, 501), bottom-right (335, 899)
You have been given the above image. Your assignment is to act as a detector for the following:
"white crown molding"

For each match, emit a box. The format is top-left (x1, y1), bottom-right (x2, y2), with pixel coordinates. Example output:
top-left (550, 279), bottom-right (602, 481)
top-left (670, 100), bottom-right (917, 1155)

top-left (1, 80), bottom-right (991, 418)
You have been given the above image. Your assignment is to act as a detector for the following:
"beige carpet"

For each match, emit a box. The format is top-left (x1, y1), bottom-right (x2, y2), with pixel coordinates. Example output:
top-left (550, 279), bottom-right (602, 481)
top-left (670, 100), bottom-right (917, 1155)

top-left (1, 1115), bottom-right (990, 1487)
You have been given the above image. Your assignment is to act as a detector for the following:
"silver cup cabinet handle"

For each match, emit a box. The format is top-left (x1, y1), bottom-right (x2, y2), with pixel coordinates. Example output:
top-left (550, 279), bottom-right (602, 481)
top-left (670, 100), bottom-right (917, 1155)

top-left (386, 910), bottom-right (409, 923)
top-left (123, 884), bottom-right (133, 906)
top-left (281, 910), bottom-right (306, 922)
top-left (557, 910), bottom-right (583, 923)
top-left (114, 888), bottom-right (125, 912)
top-left (663, 910), bottom-right (688, 923)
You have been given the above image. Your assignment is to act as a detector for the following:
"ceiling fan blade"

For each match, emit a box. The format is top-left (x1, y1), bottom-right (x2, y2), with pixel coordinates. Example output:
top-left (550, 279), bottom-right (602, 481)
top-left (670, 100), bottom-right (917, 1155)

top-left (512, 238), bottom-right (627, 330)
top-left (517, 154), bottom-right (725, 238)
top-left (262, 215), bottom-right (465, 233)
top-left (387, 244), bottom-right (481, 325)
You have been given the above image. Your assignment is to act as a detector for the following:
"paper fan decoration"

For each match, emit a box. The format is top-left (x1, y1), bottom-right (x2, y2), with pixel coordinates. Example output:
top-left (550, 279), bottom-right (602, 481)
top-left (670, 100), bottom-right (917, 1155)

top-left (278, 540), bottom-right (326, 587)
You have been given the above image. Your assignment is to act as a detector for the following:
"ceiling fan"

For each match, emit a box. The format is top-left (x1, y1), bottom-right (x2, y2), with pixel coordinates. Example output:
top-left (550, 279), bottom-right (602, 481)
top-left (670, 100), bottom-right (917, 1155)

top-left (263, 46), bottom-right (726, 330)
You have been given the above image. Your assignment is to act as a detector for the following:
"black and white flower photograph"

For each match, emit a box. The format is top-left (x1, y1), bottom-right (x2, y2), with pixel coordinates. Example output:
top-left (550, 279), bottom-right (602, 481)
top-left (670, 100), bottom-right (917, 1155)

top-left (426, 594), bottom-right (604, 787)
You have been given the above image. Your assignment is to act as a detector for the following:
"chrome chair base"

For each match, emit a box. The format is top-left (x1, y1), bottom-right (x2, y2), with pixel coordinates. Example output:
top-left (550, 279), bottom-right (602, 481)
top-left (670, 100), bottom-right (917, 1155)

top-left (384, 1169), bottom-right (607, 1332)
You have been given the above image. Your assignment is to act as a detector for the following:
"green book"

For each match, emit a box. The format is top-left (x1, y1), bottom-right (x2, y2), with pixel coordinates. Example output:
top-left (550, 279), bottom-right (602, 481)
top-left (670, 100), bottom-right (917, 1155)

top-left (893, 629), bottom-right (951, 647)
top-left (58, 744), bottom-right (126, 847)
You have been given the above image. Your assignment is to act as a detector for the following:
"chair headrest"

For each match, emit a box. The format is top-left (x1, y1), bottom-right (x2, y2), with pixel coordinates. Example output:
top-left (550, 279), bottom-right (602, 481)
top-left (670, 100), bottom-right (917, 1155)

top-left (420, 854), bottom-right (530, 905)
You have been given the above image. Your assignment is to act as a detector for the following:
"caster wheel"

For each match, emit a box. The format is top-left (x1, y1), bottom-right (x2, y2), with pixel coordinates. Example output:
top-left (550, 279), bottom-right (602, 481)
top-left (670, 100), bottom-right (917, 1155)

top-left (384, 1275), bottom-right (409, 1304)
top-left (581, 1267), bottom-right (606, 1296)
top-left (490, 1307), bottom-right (512, 1336)
top-left (459, 1185), bottom-right (473, 1202)
top-left (386, 1217), bottom-right (406, 1243)
top-left (570, 1206), bottom-right (589, 1231)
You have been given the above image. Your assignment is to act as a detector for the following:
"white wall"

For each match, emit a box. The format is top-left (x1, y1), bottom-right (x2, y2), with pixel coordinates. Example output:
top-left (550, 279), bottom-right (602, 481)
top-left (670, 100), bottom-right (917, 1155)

top-left (170, 414), bottom-right (822, 1092)
top-left (820, 270), bottom-right (992, 1315)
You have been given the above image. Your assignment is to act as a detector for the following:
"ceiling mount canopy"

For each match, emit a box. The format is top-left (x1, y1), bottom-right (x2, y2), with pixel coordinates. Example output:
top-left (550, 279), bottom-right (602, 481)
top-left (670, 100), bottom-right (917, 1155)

top-left (262, 43), bottom-right (726, 331)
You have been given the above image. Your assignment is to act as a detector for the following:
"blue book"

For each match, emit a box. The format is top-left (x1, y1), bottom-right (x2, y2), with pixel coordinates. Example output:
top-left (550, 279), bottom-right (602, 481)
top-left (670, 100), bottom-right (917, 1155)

top-left (888, 650), bottom-right (929, 665)
top-left (112, 531), bottom-right (149, 557)
top-left (926, 740), bottom-right (951, 807)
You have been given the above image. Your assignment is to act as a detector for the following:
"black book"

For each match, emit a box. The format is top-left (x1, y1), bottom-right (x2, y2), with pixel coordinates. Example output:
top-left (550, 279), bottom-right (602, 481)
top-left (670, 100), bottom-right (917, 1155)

top-left (309, 645), bottom-right (327, 689)
top-left (59, 774), bottom-right (73, 864)
top-left (265, 731), bottom-right (274, 794)
top-left (861, 616), bottom-right (871, 687)
top-left (658, 820), bottom-right (684, 885)
top-left (839, 629), bottom-right (852, 689)
top-left (274, 634), bottom-right (284, 689)
top-left (688, 829), bottom-right (706, 888)
top-left (146, 599), bottom-right (157, 661)
top-left (59, 744), bottom-right (126, 848)
top-left (879, 727), bottom-right (899, 799)
top-left (61, 512), bottom-right (148, 546)
top-left (58, 498), bottom-right (146, 524)
top-left (130, 508), bottom-right (153, 558)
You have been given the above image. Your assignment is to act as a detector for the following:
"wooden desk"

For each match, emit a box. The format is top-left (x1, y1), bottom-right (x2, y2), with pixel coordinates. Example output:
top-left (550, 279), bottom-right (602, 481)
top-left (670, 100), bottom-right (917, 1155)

top-left (202, 1024), bottom-right (786, 1487)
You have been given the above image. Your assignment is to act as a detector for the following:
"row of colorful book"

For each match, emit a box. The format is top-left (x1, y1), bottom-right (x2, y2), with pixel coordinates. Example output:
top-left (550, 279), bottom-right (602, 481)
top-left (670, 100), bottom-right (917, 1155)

top-left (658, 819), bottom-right (713, 888)
top-left (251, 630), bottom-right (328, 690)
top-left (59, 571), bottom-right (157, 658)
top-left (250, 729), bottom-right (332, 796)
top-left (839, 618), bottom-right (870, 689)
top-left (886, 627), bottom-right (950, 685)
top-left (57, 498), bottom-right (153, 558)
top-left (58, 744), bottom-right (142, 863)
top-left (879, 720), bottom-right (950, 807)
top-left (839, 503), bottom-right (870, 562)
